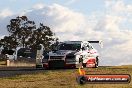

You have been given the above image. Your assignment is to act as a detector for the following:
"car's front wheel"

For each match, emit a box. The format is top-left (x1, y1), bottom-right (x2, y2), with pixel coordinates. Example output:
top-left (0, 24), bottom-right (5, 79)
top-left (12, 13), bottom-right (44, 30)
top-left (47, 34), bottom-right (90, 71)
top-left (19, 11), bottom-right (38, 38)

top-left (95, 57), bottom-right (99, 68)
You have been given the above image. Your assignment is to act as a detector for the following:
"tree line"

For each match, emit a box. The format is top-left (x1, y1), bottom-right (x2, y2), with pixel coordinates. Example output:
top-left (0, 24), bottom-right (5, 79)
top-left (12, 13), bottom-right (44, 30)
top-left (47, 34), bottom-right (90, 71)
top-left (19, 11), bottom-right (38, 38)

top-left (0, 16), bottom-right (59, 51)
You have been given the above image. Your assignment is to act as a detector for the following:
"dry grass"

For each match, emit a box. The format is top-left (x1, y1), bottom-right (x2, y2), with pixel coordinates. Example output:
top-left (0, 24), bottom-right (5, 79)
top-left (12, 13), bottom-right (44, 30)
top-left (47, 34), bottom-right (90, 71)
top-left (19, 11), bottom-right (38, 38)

top-left (0, 65), bottom-right (131, 88)
top-left (0, 61), bottom-right (6, 66)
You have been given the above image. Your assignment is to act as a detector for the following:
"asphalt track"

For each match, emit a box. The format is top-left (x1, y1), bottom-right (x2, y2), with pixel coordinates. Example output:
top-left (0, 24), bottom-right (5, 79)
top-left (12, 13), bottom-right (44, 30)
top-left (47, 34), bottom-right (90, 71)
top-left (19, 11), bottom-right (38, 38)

top-left (0, 66), bottom-right (76, 78)
top-left (0, 66), bottom-right (44, 78)
top-left (0, 66), bottom-right (108, 78)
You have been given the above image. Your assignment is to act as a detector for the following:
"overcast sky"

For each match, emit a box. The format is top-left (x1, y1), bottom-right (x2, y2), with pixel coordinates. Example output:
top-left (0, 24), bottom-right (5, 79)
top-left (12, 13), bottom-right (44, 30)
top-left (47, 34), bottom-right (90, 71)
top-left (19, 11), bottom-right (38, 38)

top-left (0, 0), bottom-right (132, 66)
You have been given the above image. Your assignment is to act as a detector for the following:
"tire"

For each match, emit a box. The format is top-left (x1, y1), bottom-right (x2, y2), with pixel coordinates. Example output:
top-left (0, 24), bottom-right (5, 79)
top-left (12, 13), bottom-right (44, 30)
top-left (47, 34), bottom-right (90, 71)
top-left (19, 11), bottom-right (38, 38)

top-left (95, 57), bottom-right (99, 68)
top-left (83, 63), bottom-right (86, 68)
top-left (76, 76), bottom-right (87, 84)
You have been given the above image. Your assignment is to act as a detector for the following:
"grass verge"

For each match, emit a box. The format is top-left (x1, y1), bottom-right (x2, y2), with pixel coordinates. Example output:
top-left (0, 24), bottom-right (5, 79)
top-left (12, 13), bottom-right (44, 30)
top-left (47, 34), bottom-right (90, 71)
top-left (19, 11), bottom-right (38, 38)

top-left (0, 65), bottom-right (131, 88)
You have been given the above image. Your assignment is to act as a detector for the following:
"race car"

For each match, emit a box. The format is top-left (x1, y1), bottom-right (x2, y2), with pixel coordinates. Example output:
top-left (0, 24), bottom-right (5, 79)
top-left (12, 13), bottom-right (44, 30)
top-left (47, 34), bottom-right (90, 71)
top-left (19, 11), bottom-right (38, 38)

top-left (36, 41), bottom-right (102, 69)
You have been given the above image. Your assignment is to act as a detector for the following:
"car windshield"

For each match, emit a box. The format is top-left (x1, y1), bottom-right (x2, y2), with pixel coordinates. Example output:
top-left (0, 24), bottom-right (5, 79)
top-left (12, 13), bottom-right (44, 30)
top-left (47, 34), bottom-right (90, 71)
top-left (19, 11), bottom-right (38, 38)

top-left (59, 43), bottom-right (81, 50)
top-left (17, 48), bottom-right (36, 58)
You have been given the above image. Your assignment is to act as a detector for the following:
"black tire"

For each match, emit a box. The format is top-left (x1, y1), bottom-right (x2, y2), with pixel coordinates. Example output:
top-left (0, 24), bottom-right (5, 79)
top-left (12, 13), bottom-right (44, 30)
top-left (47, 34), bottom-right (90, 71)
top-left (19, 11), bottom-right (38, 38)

top-left (76, 76), bottom-right (87, 84)
top-left (95, 57), bottom-right (99, 68)
top-left (83, 63), bottom-right (86, 68)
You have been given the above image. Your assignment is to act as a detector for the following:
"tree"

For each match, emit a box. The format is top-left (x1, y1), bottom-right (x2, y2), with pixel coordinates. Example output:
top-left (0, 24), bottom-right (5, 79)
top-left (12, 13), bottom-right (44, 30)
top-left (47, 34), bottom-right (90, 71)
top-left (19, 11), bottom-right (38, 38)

top-left (29, 23), bottom-right (56, 51)
top-left (7, 16), bottom-right (36, 48)
top-left (0, 36), bottom-right (18, 49)
top-left (0, 16), bottom-right (58, 51)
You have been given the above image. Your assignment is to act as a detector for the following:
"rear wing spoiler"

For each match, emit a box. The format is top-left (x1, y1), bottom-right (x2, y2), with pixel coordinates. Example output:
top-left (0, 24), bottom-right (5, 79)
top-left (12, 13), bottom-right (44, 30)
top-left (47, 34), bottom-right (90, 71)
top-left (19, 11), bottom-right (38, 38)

top-left (88, 41), bottom-right (99, 43)
top-left (88, 40), bottom-right (103, 48)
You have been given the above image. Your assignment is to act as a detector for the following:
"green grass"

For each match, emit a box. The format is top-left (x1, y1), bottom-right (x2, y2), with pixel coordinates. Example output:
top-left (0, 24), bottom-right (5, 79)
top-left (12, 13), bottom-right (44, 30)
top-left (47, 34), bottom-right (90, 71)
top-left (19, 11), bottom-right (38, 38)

top-left (0, 66), bottom-right (132, 88)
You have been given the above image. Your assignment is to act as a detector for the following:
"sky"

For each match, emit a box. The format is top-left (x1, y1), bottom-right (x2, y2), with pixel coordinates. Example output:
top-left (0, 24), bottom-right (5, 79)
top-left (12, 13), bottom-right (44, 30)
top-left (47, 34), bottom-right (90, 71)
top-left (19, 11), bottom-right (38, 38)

top-left (0, 0), bottom-right (132, 66)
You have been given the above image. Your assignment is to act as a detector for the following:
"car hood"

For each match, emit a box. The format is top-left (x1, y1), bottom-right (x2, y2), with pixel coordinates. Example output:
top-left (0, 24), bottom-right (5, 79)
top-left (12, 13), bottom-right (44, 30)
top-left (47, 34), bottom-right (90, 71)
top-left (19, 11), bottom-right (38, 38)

top-left (49, 50), bottom-right (77, 56)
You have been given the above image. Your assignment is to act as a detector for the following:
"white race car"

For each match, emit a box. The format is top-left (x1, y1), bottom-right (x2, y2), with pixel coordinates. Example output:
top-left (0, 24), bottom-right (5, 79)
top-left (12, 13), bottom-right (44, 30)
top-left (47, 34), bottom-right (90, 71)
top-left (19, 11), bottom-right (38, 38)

top-left (37, 41), bottom-right (102, 69)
